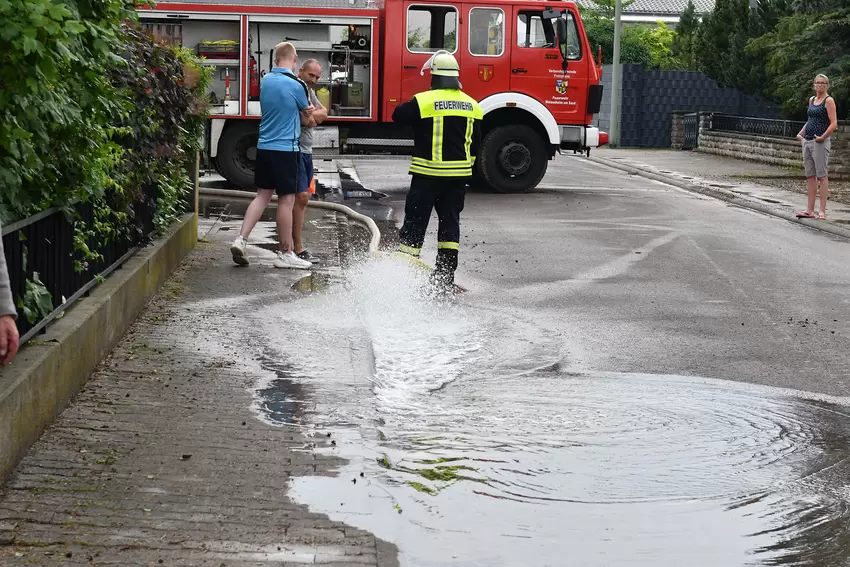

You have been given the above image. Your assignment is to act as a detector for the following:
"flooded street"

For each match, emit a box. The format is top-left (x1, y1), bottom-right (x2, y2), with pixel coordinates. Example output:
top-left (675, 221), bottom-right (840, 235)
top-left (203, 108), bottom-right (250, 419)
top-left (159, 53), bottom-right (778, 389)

top-left (246, 254), bottom-right (850, 567)
top-left (11, 156), bottom-right (850, 566)
top-left (203, 155), bottom-right (850, 566)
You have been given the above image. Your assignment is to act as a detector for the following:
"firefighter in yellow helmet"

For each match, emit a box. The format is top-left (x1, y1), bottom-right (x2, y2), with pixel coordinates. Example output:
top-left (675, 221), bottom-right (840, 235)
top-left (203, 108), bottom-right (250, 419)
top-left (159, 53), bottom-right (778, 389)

top-left (392, 50), bottom-right (483, 293)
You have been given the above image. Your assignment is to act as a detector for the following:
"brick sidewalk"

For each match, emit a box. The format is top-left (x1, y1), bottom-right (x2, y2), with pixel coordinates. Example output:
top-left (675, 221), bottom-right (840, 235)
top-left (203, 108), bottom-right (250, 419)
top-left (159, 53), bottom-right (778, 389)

top-left (594, 147), bottom-right (850, 207)
top-left (0, 206), bottom-right (398, 566)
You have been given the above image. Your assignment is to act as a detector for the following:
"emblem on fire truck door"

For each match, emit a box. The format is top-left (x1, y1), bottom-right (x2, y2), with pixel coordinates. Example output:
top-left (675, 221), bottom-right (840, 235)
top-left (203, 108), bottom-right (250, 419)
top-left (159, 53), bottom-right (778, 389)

top-left (555, 80), bottom-right (568, 94)
top-left (478, 65), bottom-right (494, 82)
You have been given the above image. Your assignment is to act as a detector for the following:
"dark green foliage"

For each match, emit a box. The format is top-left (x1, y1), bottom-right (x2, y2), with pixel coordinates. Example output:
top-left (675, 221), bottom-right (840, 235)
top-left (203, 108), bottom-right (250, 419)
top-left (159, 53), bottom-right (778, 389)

top-left (0, 0), bottom-right (133, 222)
top-left (580, 0), bottom-right (846, 120)
top-left (581, 8), bottom-right (681, 69)
top-left (693, 0), bottom-right (781, 95)
top-left (746, 7), bottom-right (850, 118)
top-left (1, 0), bottom-right (211, 280)
top-left (108, 24), bottom-right (210, 241)
top-left (672, 0), bottom-right (699, 69)
top-left (581, 9), bottom-right (653, 67)
top-left (694, 0), bottom-right (846, 119)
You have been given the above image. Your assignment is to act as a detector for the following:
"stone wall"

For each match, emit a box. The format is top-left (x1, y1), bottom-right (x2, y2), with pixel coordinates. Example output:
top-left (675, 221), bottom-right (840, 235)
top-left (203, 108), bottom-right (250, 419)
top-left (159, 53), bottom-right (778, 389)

top-left (670, 112), bottom-right (684, 149)
top-left (695, 119), bottom-right (850, 178)
top-left (670, 111), bottom-right (710, 150)
top-left (697, 131), bottom-right (803, 168)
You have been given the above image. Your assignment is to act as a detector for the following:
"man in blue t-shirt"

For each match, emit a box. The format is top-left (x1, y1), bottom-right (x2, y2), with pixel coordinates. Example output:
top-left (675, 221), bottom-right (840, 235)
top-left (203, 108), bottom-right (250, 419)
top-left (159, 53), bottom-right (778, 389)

top-left (230, 41), bottom-right (314, 269)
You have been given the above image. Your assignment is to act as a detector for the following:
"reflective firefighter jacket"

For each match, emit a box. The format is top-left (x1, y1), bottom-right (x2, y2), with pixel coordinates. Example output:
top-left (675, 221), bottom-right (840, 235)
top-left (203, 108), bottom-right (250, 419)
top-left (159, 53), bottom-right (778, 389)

top-left (392, 88), bottom-right (484, 178)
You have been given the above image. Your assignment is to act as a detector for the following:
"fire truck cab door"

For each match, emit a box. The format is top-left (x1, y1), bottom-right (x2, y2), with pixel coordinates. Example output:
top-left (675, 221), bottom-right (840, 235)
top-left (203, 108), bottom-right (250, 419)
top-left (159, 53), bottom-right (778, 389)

top-left (511, 7), bottom-right (587, 122)
top-left (401, 2), bottom-right (462, 102)
top-left (460, 5), bottom-right (511, 101)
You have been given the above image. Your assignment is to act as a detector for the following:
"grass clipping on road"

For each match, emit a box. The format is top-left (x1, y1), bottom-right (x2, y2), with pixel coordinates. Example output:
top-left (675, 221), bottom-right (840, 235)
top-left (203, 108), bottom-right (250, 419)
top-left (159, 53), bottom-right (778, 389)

top-left (377, 454), bottom-right (489, 496)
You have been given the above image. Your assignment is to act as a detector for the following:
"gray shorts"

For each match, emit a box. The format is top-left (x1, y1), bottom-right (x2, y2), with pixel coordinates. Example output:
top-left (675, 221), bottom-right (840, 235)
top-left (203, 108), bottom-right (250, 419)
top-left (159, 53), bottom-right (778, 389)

top-left (802, 137), bottom-right (831, 179)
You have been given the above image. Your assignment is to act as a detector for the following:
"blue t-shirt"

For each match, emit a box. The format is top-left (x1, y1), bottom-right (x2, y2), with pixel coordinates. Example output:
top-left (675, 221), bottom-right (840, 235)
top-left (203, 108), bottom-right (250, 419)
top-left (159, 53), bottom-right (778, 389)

top-left (257, 68), bottom-right (310, 152)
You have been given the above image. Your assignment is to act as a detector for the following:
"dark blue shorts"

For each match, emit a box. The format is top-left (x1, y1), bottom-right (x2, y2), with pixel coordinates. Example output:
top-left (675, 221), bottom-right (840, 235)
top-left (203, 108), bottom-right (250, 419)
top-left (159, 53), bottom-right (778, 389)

top-left (254, 149), bottom-right (300, 196)
top-left (297, 153), bottom-right (314, 193)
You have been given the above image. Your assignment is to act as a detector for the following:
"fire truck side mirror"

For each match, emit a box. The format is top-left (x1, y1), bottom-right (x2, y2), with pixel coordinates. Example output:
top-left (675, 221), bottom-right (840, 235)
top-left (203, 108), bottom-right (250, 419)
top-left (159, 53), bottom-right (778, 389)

top-left (555, 18), bottom-right (569, 63)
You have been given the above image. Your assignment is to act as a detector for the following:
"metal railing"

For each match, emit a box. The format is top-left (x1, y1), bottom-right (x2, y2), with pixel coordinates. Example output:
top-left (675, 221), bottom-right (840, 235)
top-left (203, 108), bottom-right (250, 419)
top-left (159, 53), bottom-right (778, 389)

top-left (709, 113), bottom-right (806, 139)
top-left (2, 189), bottom-right (158, 345)
top-left (683, 112), bottom-right (699, 150)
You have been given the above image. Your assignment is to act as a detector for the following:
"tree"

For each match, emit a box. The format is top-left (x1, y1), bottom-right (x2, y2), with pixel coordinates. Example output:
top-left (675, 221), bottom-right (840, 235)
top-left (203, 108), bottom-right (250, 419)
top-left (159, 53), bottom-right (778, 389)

top-left (672, 0), bottom-right (699, 69)
top-left (581, 9), bottom-right (675, 69)
top-left (444, 29), bottom-right (456, 51)
top-left (693, 0), bottom-right (787, 94)
top-left (407, 27), bottom-right (427, 50)
top-left (587, 0), bottom-right (636, 19)
top-left (693, 0), bottom-right (846, 119)
top-left (633, 22), bottom-right (679, 69)
top-left (746, 6), bottom-right (849, 118)
top-left (693, 0), bottom-right (739, 84)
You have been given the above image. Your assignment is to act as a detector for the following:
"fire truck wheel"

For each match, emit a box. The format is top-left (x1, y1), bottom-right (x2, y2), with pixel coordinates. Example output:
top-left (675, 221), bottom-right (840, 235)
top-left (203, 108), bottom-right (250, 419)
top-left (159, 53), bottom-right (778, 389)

top-left (215, 121), bottom-right (259, 189)
top-left (477, 125), bottom-right (547, 194)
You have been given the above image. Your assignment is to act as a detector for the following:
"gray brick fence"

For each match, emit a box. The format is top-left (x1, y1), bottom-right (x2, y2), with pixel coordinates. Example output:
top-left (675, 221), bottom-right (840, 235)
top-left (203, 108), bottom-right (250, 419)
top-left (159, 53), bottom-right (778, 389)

top-left (595, 64), bottom-right (781, 148)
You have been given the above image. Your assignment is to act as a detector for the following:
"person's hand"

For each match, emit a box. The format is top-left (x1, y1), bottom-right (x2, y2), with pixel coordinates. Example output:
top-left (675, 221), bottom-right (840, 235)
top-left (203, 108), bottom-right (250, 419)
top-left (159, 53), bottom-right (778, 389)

top-left (0, 315), bottom-right (19, 366)
top-left (303, 104), bottom-right (315, 115)
top-left (815, 135), bottom-right (825, 143)
top-left (796, 133), bottom-right (804, 141)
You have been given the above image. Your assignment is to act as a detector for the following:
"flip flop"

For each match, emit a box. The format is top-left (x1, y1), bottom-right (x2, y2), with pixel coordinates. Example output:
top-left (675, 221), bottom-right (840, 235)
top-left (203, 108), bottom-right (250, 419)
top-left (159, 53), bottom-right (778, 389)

top-left (796, 210), bottom-right (815, 218)
top-left (816, 212), bottom-right (826, 220)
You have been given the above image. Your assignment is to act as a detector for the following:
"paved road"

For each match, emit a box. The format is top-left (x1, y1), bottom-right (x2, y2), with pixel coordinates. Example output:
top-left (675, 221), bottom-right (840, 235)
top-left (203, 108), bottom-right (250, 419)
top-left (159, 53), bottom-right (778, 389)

top-left (5, 153), bottom-right (850, 567)
top-left (276, 154), bottom-right (850, 567)
top-left (354, 153), bottom-right (850, 397)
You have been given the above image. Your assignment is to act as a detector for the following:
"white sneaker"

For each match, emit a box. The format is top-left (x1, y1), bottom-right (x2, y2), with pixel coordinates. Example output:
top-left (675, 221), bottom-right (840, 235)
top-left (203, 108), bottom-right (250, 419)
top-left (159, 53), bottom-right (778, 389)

top-left (230, 236), bottom-right (249, 266)
top-left (273, 250), bottom-right (312, 269)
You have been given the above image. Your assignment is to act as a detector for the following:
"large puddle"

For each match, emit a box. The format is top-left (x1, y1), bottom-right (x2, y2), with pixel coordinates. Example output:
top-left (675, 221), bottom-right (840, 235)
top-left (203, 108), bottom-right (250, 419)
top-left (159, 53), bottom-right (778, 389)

top-left (247, 256), bottom-right (850, 566)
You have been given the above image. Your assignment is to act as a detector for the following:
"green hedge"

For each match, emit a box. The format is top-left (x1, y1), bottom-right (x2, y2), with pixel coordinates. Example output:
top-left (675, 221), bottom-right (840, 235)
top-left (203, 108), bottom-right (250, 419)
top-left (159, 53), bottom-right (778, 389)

top-left (0, 0), bottom-right (211, 245)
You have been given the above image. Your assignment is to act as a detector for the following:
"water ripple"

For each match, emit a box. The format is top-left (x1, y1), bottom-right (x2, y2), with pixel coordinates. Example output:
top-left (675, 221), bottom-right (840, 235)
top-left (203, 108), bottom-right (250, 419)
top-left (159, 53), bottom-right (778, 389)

top-left (243, 256), bottom-right (850, 567)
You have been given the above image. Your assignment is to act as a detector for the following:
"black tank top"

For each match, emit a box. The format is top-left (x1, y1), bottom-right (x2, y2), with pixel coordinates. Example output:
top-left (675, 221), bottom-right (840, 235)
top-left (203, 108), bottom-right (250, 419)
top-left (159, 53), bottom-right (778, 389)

top-left (804, 96), bottom-right (831, 137)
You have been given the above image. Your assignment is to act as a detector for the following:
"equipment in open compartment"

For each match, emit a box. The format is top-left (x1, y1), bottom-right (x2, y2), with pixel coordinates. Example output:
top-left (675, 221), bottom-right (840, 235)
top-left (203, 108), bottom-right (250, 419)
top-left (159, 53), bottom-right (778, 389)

top-left (339, 25), bottom-right (369, 51)
top-left (196, 40), bottom-right (240, 59)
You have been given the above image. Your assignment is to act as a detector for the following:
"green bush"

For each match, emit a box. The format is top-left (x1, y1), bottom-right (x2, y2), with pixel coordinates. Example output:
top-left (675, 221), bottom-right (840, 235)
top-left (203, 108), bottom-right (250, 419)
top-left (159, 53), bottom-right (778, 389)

top-left (0, 0), bottom-right (211, 276)
top-left (107, 23), bottom-right (210, 246)
top-left (0, 0), bottom-right (133, 223)
top-left (580, 8), bottom-right (676, 69)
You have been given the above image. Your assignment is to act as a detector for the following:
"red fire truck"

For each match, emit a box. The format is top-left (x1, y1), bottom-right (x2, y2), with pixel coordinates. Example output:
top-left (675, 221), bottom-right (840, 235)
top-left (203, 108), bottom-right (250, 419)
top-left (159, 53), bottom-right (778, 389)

top-left (137, 0), bottom-right (608, 193)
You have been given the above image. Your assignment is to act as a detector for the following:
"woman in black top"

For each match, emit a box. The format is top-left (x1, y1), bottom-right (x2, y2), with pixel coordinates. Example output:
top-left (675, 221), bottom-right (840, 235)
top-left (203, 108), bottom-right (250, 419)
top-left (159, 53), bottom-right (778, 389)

top-left (795, 74), bottom-right (838, 220)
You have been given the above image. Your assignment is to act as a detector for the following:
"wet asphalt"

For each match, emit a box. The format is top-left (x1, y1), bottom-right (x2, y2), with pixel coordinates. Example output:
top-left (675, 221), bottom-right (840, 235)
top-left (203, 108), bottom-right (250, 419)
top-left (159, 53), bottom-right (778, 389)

top-left (202, 154), bottom-right (850, 566)
top-left (350, 154), bottom-right (850, 398)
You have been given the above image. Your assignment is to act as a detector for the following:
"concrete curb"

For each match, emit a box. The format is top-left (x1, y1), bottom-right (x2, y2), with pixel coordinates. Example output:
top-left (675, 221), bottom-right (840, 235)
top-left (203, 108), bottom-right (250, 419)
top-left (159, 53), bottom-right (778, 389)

top-left (199, 187), bottom-right (382, 254)
top-left (590, 155), bottom-right (850, 241)
top-left (0, 212), bottom-right (197, 483)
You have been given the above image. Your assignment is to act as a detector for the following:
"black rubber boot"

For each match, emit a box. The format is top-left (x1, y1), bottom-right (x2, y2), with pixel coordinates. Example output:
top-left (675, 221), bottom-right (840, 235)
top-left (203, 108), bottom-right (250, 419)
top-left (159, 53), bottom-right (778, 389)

top-left (429, 249), bottom-right (458, 295)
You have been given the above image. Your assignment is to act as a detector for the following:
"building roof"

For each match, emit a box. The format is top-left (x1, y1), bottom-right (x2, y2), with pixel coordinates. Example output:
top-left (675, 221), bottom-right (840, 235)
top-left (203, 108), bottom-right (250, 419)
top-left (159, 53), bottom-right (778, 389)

top-left (578, 0), bottom-right (714, 16)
